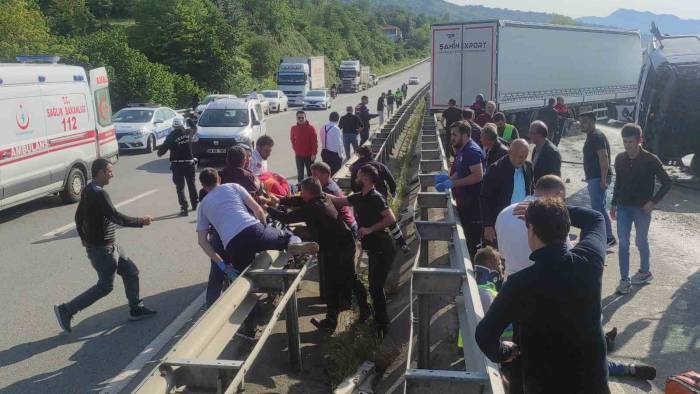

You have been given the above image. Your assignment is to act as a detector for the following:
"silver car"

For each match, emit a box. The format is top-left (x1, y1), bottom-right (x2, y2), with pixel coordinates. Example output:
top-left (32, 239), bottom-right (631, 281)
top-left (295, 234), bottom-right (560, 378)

top-left (303, 89), bottom-right (332, 110)
top-left (261, 90), bottom-right (289, 113)
top-left (196, 94), bottom-right (237, 117)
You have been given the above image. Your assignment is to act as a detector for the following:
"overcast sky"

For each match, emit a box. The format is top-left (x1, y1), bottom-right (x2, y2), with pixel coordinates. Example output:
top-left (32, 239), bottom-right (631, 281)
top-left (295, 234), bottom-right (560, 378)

top-left (445, 0), bottom-right (700, 19)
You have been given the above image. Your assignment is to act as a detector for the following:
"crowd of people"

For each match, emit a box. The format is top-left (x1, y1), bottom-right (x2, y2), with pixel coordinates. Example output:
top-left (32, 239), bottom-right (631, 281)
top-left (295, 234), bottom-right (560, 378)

top-left (437, 97), bottom-right (672, 391)
top-left (54, 83), bottom-right (414, 340)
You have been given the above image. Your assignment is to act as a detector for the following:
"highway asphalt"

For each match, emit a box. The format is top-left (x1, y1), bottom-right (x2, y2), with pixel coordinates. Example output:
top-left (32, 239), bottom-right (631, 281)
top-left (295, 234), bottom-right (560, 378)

top-left (0, 61), bottom-right (430, 393)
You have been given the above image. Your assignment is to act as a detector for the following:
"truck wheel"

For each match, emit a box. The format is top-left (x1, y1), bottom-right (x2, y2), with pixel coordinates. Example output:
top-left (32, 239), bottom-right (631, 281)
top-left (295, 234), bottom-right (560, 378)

top-left (60, 167), bottom-right (85, 203)
top-left (145, 134), bottom-right (156, 153)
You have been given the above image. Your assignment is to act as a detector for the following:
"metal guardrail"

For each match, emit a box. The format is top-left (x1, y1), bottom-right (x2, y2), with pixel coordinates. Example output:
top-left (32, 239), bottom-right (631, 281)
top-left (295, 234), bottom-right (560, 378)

top-left (403, 112), bottom-right (505, 393)
top-left (334, 83), bottom-right (431, 189)
top-left (134, 249), bottom-right (310, 394)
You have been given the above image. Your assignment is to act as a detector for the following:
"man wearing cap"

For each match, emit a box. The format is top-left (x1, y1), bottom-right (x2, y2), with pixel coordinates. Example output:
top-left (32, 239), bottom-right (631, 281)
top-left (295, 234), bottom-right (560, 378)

top-left (158, 117), bottom-right (198, 216)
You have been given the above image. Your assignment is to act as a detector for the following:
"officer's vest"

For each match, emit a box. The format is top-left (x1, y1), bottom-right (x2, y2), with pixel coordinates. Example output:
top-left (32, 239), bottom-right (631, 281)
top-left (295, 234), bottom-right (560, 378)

top-left (478, 282), bottom-right (514, 339)
top-left (503, 124), bottom-right (515, 142)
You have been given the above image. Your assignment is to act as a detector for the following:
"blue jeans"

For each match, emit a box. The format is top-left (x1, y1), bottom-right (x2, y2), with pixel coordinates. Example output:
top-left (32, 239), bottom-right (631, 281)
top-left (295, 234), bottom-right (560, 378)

top-left (342, 133), bottom-right (359, 159)
top-left (608, 360), bottom-right (627, 377)
top-left (586, 178), bottom-right (614, 242)
top-left (616, 205), bottom-right (651, 281)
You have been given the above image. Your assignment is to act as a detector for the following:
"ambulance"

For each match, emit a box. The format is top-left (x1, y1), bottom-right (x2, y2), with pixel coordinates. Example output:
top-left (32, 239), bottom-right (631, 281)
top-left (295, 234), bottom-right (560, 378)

top-left (0, 56), bottom-right (117, 211)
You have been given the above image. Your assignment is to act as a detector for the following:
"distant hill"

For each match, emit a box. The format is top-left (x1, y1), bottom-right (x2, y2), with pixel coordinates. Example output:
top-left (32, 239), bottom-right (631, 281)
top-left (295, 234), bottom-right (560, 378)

top-left (577, 9), bottom-right (700, 36)
top-left (353, 0), bottom-right (570, 24)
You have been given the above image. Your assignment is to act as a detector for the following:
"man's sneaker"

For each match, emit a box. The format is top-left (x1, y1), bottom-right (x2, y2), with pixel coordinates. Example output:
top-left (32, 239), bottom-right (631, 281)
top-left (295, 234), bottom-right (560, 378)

top-left (191, 203), bottom-right (198, 212)
top-left (631, 271), bottom-right (654, 285)
top-left (616, 280), bottom-right (631, 295)
top-left (288, 241), bottom-right (319, 257)
top-left (54, 304), bottom-right (73, 333)
top-left (631, 364), bottom-right (657, 380)
top-left (310, 317), bottom-right (336, 334)
top-left (129, 305), bottom-right (157, 321)
top-left (605, 326), bottom-right (618, 350)
top-left (179, 207), bottom-right (189, 217)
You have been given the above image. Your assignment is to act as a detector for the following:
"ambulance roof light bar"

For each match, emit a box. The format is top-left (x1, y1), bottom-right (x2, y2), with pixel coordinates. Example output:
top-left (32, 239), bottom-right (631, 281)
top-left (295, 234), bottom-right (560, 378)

top-left (16, 55), bottom-right (61, 64)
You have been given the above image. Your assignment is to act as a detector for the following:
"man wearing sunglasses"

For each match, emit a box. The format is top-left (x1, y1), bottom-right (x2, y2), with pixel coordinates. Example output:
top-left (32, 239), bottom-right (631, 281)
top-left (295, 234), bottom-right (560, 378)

top-left (290, 110), bottom-right (318, 183)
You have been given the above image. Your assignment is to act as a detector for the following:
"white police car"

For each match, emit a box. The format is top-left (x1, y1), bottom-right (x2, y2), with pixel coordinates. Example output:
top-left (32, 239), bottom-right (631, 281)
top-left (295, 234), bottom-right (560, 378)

top-left (114, 104), bottom-right (179, 153)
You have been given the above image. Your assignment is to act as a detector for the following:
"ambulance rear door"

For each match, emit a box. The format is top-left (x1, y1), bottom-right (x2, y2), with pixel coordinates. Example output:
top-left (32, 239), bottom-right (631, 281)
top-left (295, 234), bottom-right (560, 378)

top-left (89, 67), bottom-right (117, 162)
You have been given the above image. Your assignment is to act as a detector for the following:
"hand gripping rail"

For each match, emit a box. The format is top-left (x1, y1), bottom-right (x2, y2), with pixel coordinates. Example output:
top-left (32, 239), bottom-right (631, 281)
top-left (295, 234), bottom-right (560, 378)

top-left (133, 250), bottom-right (309, 394)
top-left (403, 111), bottom-right (505, 393)
top-left (334, 83), bottom-right (431, 190)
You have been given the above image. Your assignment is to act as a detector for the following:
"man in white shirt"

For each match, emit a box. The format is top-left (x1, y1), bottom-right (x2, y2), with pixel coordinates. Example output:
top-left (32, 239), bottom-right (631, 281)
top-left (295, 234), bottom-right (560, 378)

top-left (196, 168), bottom-right (318, 283)
top-left (319, 111), bottom-right (345, 174)
top-left (494, 175), bottom-right (566, 277)
top-left (248, 135), bottom-right (274, 176)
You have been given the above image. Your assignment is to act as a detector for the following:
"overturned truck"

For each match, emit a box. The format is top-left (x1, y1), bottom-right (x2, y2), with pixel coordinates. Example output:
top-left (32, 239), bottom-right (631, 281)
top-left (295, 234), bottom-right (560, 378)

top-left (635, 25), bottom-right (700, 173)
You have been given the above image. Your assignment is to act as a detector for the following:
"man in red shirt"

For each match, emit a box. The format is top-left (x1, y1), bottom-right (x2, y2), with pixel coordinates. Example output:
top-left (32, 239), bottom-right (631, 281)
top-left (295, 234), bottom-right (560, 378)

top-left (290, 110), bottom-right (318, 183)
top-left (476, 100), bottom-right (496, 127)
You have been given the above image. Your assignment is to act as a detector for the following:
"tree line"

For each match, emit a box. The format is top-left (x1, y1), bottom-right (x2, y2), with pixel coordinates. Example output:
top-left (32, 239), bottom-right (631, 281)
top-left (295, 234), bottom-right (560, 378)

top-left (1, 0), bottom-right (433, 109)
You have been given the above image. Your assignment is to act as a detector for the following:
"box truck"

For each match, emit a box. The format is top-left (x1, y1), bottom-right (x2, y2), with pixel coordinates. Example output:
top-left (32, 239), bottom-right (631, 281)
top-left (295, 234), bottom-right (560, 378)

top-left (431, 20), bottom-right (642, 132)
top-left (0, 56), bottom-right (117, 210)
top-left (277, 56), bottom-right (325, 106)
top-left (339, 60), bottom-right (371, 93)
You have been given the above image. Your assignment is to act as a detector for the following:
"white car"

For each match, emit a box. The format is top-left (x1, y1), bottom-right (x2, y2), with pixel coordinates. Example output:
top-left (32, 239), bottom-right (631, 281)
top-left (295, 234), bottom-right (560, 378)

top-left (246, 92), bottom-right (270, 115)
top-left (408, 76), bottom-right (420, 85)
top-left (260, 90), bottom-right (289, 113)
top-left (114, 105), bottom-right (178, 153)
top-left (196, 94), bottom-right (237, 117)
top-left (303, 89), bottom-right (332, 110)
top-left (193, 98), bottom-right (267, 160)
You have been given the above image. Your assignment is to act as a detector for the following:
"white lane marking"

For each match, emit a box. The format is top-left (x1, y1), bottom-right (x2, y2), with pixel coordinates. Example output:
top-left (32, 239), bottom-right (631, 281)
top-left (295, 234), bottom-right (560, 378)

top-left (98, 290), bottom-right (206, 394)
top-left (42, 189), bottom-right (158, 237)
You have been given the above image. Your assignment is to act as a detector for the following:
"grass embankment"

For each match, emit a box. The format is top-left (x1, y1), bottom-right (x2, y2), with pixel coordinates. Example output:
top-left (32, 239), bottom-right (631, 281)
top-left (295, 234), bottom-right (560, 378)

top-left (373, 55), bottom-right (429, 77)
top-left (325, 97), bottom-right (426, 389)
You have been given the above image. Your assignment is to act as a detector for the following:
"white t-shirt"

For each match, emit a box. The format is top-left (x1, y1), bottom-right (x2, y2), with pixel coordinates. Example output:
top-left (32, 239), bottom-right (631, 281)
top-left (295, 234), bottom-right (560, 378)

top-left (495, 195), bottom-right (536, 276)
top-left (320, 122), bottom-right (345, 158)
top-left (248, 149), bottom-right (267, 176)
top-left (196, 183), bottom-right (260, 247)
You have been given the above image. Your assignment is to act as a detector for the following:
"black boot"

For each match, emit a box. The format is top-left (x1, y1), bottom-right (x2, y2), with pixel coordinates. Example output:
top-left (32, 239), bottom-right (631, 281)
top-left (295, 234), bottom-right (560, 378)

top-left (311, 317), bottom-right (337, 334)
top-left (180, 205), bottom-right (189, 216)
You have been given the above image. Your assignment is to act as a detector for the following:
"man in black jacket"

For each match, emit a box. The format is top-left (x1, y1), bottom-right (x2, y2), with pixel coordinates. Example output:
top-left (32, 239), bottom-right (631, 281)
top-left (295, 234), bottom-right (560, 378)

top-left (355, 96), bottom-right (378, 145)
top-left (157, 117), bottom-right (198, 216)
top-left (339, 106), bottom-right (364, 159)
top-left (54, 159), bottom-right (155, 333)
top-left (268, 177), bottom-right (370, 333)
top-left (350, 146), bottom-right (396, 198)
top-left (481, 139), bottom-right (533, 246)
top-left (529, 121), bottom-right (562, 184)
top-left (475, 198), bottom-right (609, 394)
top-left (481, 124), bottom-right (508, 168)
top-left (537, 98), bottom-right (559, 139)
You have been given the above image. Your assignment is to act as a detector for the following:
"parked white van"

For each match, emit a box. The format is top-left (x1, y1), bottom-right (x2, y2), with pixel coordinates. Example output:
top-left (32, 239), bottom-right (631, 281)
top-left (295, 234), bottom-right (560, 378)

top-left (193, 98), bottom-right (266, 160)
top-left (0, 56), bottom-right (117, 210)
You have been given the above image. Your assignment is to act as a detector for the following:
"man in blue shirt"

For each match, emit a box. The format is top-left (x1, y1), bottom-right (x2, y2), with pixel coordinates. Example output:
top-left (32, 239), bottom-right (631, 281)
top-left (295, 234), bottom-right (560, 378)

top-left (435, 121), bottom-right (485, 259)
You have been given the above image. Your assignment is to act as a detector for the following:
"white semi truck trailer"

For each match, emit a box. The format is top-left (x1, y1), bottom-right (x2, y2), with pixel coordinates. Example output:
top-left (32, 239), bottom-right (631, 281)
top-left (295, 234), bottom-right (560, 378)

top-left (431, 20), bottom-right (642, 131)
top-left (277, 56), bottom-right (326, 106)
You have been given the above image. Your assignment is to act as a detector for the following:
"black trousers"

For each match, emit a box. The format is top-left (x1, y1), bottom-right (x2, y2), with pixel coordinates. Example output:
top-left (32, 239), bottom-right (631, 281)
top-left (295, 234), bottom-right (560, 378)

top-left (360, 129), bottom-right (370, 146)
top-left (321, 149), bottom-right (342, 175)
top-left (295, 156), bottom-right (313, 183)
top-left (172, 163), bottom-right (198, 209)
top-left (321, 242), bottom-right (368, 323)
top-left (364, 232), bottom-right (396, 327)
top-left (457, 202), bottom-right (483, 261)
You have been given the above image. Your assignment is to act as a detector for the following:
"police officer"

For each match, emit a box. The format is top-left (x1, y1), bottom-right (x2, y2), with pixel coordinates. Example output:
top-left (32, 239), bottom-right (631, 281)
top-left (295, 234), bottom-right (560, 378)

top-left (158, 117), bottom-right (198, 216)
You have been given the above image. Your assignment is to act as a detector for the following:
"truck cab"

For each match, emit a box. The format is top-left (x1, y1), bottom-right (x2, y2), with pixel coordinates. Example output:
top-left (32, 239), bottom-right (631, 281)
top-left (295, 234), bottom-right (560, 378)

top-left (277, 63), bottom-right (309, 106)
top-left (635, 31), bottom-right (700, 172)
top-left (193, 98), bottom-right (266, 160)
top-left (340, 60), bottom-right (361, 93)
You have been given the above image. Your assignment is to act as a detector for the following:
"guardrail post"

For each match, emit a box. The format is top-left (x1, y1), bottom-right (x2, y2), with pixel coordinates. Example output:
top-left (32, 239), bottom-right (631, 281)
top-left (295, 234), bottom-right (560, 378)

top-left (417, 294), bottom-right (431, 369)
top-left (283, 276), bottom-right (302, 371)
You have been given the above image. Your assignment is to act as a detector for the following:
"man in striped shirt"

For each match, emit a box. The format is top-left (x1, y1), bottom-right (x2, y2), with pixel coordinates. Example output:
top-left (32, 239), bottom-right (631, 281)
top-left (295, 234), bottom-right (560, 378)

top-left (54, 159), bottom-right (156, 333)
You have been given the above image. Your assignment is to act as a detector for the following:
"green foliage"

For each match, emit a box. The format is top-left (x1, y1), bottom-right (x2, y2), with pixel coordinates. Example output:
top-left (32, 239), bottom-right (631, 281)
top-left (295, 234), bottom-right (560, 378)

top-left (129, 0), bottom-right (253, 94)
top-left (550, 14), bottom-right (578, 26)
top-left (74, 30), bottom-right (203, 108)
top-left (0, 0), bottom-right (79, 61)
top-left (17, 0), bottom-right (432, 111)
